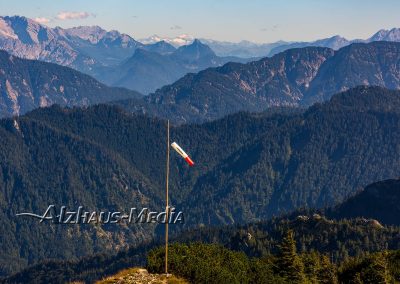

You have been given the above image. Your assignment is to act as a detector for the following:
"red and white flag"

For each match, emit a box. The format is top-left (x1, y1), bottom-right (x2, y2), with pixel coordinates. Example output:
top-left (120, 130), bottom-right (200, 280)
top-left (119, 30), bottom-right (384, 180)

top-left (171, 142), bottom-right (195, 166)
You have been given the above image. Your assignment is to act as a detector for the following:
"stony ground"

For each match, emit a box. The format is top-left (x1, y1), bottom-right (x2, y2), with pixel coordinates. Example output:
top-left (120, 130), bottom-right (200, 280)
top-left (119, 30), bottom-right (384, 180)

top-left (96, 268), bottom-right (188, 284)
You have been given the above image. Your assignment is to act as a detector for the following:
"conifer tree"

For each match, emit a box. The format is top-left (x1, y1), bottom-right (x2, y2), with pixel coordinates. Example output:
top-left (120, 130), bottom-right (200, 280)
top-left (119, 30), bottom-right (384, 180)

top-left (352, 272), bottom-right (363, 284)
top-left (362, 252), bottom-right (391, 284)
top-left (318, 255), bottom-right (338, 284)
top-left (277, 230), bottom-right (306, 283)
top-left (302, 251), bottom-right (320, 283)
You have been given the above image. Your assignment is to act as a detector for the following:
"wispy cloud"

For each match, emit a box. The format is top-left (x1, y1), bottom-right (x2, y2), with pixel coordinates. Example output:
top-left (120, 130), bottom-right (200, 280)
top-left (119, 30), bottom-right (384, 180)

top-left (56, 11), bottom-right (90, 20)
top-left (170, 25), bottom-right (182, 30)
top-left (260, 24), bottom-right (279, 32)
top-left (34, 17), bottom-right (51, 24)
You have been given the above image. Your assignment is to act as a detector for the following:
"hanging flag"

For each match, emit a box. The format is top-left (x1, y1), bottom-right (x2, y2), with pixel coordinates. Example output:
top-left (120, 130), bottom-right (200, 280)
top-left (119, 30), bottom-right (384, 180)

top-left (171, 142), bottom-right (195, 166)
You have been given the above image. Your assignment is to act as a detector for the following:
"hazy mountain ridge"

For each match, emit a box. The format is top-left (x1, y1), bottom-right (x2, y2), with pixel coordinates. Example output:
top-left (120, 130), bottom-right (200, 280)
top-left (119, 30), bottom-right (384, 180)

top-left (56, 25), bottom-right (143, 67)
top-left (142, 40), bottom-right (176, 55)
top-left (141, 28), bottom-right (400, 58)
top-left (201, 39), bottom-right (288, 58)
top-left (268, 35), bottom-right (351, 56)
top-left (268, 28), bottom-right (400, 56)
top-left (0, 49), bottom-right (141, 117)
top-left (95, 39), bottom-right (251, 94)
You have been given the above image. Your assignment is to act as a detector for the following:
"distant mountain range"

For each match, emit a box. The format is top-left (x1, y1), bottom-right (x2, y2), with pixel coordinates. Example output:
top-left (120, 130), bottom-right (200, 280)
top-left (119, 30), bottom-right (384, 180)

top-left (140, 34), bottom-right (289, 58)
top-left (113, 41), bottom-right (400, 124)
top-left (2, 16), bottom-right (400, 96)
top-left (201, 39), bottom-right (288, 58)
top-left (2, 86), bottom-right (400, 276)
top-left (0, 16), bottom-right (143, 72)
top-left (0, 50), bottom-right (141, 117)
top-left (141, 28), bottom-right (400, 58)
top-left (139, 34), bottom-right (195, 47)
top-left (0, 16), bottom-right (251, 94)
top-left (267, 28), bottom-right (400, 56)
top-left (268, 35), bottom-right (351, 56)
top-left (93, 39), bottom-right (250, 94)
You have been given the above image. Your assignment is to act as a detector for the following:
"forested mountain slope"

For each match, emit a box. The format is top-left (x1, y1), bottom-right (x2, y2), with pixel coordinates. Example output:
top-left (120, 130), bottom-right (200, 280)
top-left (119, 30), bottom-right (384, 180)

top-left (2, 86), bottom-right (400, 275)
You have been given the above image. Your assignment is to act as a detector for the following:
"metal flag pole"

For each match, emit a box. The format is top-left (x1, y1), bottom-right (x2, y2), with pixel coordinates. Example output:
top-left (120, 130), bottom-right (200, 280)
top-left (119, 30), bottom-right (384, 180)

top-left (165, 120), bottom-right (170, 276)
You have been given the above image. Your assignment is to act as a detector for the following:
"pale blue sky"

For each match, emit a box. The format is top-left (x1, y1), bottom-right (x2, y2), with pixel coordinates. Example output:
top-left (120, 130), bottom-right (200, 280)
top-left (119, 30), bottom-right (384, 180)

top-left (1, 0), bottom-right (399, 43)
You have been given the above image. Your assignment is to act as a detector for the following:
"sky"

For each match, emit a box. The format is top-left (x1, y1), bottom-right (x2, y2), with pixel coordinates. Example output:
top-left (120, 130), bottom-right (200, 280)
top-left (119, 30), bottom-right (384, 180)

top-left (0, 0), bottom-right (399, 43)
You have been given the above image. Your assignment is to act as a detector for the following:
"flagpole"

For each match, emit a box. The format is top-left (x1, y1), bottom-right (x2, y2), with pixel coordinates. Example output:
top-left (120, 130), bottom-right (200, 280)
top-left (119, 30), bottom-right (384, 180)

top-left (165, 120), bottom-right (170, 276)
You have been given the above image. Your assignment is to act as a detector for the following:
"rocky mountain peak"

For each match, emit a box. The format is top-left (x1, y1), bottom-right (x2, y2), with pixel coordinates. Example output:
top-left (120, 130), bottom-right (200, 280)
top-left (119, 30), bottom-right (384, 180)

top-left (0, 15), bottom-right (55, 44)
top-left (64, 25), bottom-right (108, 43)
top-left (175, 38), bottom-right (216, 60)
top-left (143, 40), bottom-right (176, 54)
top-left (369, 28), bottom-right (400, 42)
